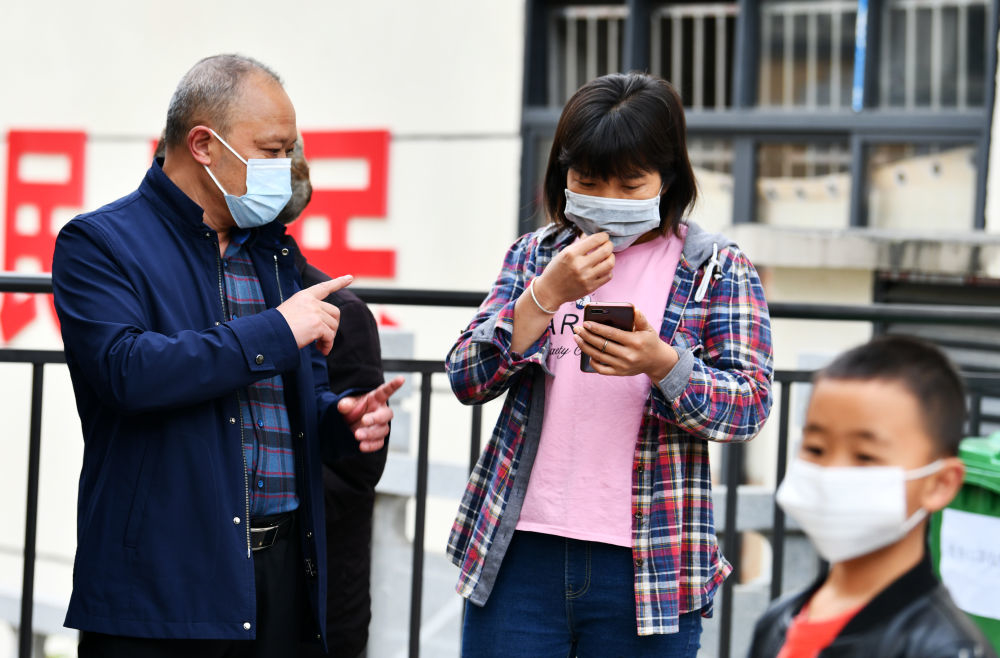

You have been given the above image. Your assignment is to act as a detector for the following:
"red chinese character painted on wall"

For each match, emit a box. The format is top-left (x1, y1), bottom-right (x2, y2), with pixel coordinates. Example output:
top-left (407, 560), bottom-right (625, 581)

top-left (2, 130), bottom-right (86, 341)
top-left (288, 130), bottom-right (395, 279)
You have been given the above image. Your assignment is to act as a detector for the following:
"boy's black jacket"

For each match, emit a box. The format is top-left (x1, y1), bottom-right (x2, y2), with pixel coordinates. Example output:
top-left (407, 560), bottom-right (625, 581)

top-left (748, 554), bottom-right (997, 658)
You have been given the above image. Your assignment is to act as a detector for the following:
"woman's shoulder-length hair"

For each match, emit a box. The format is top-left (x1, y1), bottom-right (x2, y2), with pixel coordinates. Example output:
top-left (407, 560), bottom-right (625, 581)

top-left (542, 72), bottom-right (697, 237)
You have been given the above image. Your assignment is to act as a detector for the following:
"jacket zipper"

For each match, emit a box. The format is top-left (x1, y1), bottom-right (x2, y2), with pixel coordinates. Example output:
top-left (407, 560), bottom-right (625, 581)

top-left (215, 245), bottom-right (252, 559)
top-left (273, 254), bottom-right (285, 303)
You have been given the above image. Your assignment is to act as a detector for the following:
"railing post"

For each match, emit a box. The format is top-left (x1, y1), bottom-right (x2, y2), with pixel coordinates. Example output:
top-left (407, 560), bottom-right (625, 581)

top-left (770, 381), bottom-right (793, 601)
top-left (408, 372), bottom-right (432, 658)
top-left (718, 443), bottom-right (744, 658)
top-left (469, 405), bottom-right (482, 475)
top-left (968, 392), bottom-right (983, 438)
top-left (19, 363), bottom-right (44, 658)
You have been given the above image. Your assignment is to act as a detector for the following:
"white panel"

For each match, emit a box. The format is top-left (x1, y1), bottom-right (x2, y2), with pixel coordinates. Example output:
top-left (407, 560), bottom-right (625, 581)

top-left (300, 215), bottom-right (333, 250)
top-left (868, 147), bottom-right (976, 231)
top-left (940, 508), bottom-right (1000, 619)
top-left (385, 137), bottom-right (521, 293)
top-left (1, 0), bottom-right (525, 137)
top-left (82, 139), bottom-right (160, 213)
top-left (309, 158), bottom-right (370, 190)
top-left (14, 205), bottom-right (40, 236)
top-left (17, 154), bottom-right (71, 185)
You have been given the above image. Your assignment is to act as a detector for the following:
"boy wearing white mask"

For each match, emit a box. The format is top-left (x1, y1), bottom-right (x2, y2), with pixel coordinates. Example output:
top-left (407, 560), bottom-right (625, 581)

top-left (749, 335), bottom-right (996, 658)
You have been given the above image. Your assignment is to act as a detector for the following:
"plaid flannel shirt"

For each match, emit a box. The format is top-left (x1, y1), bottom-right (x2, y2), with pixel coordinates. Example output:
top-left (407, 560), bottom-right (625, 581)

top-left (223, 234), bottom-right (298, 518)
top-left (445, 220), bottom-right (773, 636)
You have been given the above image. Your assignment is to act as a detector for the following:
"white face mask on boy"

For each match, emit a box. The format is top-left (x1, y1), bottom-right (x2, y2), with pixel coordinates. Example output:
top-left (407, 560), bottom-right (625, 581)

top-left (775, 457), bottom-right (943, 563)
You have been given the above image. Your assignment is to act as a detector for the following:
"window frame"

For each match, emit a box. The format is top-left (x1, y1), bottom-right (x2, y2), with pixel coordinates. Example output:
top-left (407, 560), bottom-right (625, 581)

top-left (519, 0), bottom-right (1000, 234)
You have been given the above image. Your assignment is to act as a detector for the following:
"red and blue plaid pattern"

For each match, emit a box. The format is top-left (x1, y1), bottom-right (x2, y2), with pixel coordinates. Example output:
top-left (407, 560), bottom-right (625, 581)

top-left (223, 236), bottom-right (298, 518)
top-left (445, 223), bottom-right (773, 635)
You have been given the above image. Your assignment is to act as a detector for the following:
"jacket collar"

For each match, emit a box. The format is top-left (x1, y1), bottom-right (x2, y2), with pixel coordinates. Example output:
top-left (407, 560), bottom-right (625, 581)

top-left (838, 553), bottom-right (938, 635)
top-left (141, 158), bottom-right (289, 245)
top-left (141, 158), bottom-right (206, 233)
top-left (786, 552), bottom-right (939, 636)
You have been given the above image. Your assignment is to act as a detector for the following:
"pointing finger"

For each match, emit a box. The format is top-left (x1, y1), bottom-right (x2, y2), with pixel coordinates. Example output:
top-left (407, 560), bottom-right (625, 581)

top-left (339, 376), bottom-right (405, 425)
top-left (307, 275), bottom-right (353, 299)
top-left (370, 376), bottom-right (405, 405)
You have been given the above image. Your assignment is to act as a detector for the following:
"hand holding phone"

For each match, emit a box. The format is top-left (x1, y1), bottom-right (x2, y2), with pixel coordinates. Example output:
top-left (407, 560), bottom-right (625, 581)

top-left (580, 302), bottom-right (635, 373)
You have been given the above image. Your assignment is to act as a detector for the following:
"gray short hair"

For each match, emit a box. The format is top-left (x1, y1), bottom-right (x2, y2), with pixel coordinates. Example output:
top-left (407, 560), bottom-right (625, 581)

top-left (164, 54), bottom-right (283, 148)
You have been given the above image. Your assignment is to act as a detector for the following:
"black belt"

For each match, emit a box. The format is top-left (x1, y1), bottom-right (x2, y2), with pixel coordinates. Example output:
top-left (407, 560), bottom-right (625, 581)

top-left (249, 512), bottom-right (294, 552)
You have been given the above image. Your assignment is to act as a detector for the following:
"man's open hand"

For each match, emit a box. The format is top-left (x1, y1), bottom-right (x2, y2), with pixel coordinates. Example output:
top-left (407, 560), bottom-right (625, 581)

top-left (337, 375), bottom-right (405, 452)
top-left (276, 275), bottom-right (353, 355)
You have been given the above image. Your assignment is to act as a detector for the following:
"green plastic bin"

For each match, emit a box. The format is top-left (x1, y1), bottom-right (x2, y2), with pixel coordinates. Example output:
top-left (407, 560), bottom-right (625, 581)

top-left (929, 432), bottom-right (1000, 652)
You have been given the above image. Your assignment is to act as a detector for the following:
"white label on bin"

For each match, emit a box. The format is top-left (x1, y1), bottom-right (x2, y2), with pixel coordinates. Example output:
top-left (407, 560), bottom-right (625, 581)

top-left (939, 508), bottom-right (1000, 619)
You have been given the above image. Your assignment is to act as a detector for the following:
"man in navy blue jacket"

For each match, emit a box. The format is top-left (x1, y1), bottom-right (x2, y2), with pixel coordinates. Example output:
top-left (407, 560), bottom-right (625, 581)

top-left (51, 54), bottom-right (401, 658)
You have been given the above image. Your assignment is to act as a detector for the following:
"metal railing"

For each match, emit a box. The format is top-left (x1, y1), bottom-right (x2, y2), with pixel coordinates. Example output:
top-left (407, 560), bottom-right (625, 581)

top-left (3, 272), bottom-right (1000, 658)
top-left (547, 5), bottom-right (629, 107)
top-left (759, 0), bottom-right (858, 109)
top-left (546, 0), bottom-right (992, 112)
top-left (651, 2), bottom-right (740, 110)
top-left (881, 0), bottom-right (992, 109)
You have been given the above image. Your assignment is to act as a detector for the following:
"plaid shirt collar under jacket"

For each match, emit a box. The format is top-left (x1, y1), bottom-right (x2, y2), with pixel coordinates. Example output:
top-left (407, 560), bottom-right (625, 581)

top-left (444, 220), bottom-right (774, 636)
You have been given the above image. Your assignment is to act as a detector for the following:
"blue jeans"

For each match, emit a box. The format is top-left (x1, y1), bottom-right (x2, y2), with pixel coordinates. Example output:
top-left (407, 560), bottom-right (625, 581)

top-left (462, 531), bottom-right (703, 658)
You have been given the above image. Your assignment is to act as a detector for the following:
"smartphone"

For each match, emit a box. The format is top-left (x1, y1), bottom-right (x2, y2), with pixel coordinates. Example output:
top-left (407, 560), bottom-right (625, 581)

top-left (580, 302), bottom-right (635, 373)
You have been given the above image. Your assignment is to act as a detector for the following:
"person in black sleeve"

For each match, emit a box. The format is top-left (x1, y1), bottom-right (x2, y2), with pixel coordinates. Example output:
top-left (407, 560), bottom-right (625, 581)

top-left (277, 140), bottom-right (401, 658)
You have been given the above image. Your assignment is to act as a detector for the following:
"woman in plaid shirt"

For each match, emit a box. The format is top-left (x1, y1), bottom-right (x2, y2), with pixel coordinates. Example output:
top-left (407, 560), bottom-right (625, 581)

top-left (447, 73), bottom-right (774, 657)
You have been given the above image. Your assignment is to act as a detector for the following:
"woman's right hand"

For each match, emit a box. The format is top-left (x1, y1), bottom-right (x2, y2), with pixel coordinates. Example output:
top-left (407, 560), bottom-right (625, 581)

top-left (531, 232), bottom-right (615, 309)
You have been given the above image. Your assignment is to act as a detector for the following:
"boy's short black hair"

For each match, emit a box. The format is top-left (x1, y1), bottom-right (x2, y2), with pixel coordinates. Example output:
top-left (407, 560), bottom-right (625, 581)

top-left (817, 334), bottom-right (967, 456)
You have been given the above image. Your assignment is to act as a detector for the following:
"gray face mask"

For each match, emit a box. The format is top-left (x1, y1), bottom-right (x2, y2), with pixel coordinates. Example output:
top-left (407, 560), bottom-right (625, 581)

top-left (564, 188), bottom-right (662, 251)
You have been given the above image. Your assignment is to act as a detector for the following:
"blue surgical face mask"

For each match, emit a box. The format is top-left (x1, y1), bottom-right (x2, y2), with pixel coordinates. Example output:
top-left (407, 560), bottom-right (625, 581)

top-left (203, 129), bottom-right (292, 229)
top-left (564, 188), bottom-right (662, 251)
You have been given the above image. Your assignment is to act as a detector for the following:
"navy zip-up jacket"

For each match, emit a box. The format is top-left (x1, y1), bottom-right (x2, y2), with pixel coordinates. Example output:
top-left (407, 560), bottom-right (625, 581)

top-left (51, 160), bottom-right (351, 643)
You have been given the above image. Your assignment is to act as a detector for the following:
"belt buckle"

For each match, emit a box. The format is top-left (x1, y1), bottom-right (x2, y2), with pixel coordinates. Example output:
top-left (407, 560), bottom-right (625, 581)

top-left (250, 517), bottom-right (286, 552)
top-left (250, 525), bottom-right (279, 552)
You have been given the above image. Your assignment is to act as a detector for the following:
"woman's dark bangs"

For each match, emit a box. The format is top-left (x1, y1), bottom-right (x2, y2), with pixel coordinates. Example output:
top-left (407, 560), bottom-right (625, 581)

top-left (562, 118), bottom-right (653, 181)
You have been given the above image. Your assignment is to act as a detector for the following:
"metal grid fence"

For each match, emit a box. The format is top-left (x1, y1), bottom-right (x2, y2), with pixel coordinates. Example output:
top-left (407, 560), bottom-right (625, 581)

top-left (4, 273), bottom-right (1000, 657)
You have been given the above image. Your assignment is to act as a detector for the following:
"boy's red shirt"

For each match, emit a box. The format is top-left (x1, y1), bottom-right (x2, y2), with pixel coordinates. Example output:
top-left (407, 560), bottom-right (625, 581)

top-left (777, 602), bottom-right (864, 658)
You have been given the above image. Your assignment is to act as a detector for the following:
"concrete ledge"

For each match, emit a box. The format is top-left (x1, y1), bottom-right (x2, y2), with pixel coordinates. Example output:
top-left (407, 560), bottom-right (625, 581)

top-left (729, 224), bottom-right (1000, 278)
top-left (0, 587), bottom-right (69, 640)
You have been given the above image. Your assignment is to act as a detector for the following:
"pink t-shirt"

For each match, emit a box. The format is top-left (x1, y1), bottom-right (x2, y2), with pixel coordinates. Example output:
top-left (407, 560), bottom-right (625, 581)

top-left (516, 230), bottom-right (685, 547)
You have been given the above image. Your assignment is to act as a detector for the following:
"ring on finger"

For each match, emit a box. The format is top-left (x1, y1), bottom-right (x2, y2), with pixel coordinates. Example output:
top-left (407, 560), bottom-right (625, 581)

top-left (601, 338), bottom-right (608, 353)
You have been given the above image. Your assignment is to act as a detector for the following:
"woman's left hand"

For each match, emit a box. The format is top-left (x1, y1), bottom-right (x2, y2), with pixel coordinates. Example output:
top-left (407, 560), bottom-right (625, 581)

top-left (573, 309), bottom-right (679, 381)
